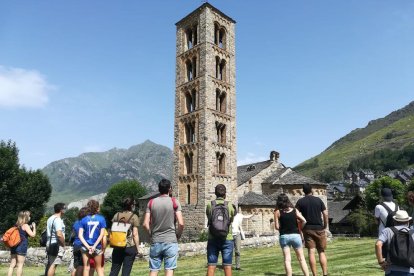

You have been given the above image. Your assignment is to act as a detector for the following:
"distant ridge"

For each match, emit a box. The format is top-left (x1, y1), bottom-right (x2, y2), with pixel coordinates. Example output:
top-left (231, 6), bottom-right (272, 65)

top-left (43, 140), bottom-right (173, 205)
top-left (295, 101), bottom-right (414, 180)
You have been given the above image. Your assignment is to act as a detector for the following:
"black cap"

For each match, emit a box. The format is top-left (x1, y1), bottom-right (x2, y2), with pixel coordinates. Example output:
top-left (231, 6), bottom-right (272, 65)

top-left (381, 188), bottom-right (393, 201)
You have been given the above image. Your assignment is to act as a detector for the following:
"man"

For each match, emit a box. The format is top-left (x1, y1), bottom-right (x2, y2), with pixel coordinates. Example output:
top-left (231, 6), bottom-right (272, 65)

top-left (375, 188), bottom-right (399, 237)
top-left (45, 202), bottom-right (66, 276)
top-left (231, 209), bottom-right (253, 270)
top-left (143, 179), bottom-right (184, 276)
top-left (206, 184), bottom-right (236, 276)
top-left (296, 183), bottom-right (328, 276)
top-left (375, 210), bottom-right (414, 275)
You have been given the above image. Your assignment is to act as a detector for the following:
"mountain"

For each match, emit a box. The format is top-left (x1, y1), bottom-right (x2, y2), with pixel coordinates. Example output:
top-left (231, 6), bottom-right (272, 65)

top-left (43, 140), bottom-right (173, 205)
top-left (295, 101), bottom-right (414, 180)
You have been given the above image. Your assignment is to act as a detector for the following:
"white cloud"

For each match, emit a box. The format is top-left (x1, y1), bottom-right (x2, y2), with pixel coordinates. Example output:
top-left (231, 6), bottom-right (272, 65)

top-left (83, 145), bottom-right (106, 153)
top-left (237, 152), bottom-right (266, 166)
top-left (0, 65), bottom-right (54, 108)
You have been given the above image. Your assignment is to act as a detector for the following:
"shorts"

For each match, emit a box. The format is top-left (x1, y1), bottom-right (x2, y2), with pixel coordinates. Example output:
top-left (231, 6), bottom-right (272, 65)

top-left (149, 242), bottom-right (178, 271)
top-left (279, 233), bottom-right (302, 249)
top-left (81, 246), bottom-right (103, 256)
top-left (303, 229), bottom-right (327, 251)
top-left (48, 246), bottom-right (65, 266)
top-left (207, 239), bottom-right (234, 266)
top-left (73, 246), bottom-right (83, 268)
top-left (10, 240), bottom-right (28, 256)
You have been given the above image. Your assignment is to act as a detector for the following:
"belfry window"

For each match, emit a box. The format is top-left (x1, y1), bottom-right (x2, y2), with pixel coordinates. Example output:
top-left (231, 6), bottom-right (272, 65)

top-left (216, 152), bottom-right (226, 174)
top-left (185, 89), bottom-right (196, 113)
top-left (186, 58), bottom-right (197, 82)
top-left (184, 152), bottom-right (193, 174)
top-left (215, 122), bottom-right (226, 144)
top-left (186, 25), bottom-right (198, 50)
top-left (216, 89), bottom-right (226, 113)
top-left (214, 23), bottom-right (226, 49)
top-left (215, 57), bottom-right (226, 81)
top-left (185, 121), bottom-right (195, 143)
top-left (187, 185), bottom-right (191, 205)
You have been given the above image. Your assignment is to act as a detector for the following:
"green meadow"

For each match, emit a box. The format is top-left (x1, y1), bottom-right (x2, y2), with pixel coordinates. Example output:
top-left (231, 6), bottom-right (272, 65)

top-left (1, 238), bottom-right (382, 275)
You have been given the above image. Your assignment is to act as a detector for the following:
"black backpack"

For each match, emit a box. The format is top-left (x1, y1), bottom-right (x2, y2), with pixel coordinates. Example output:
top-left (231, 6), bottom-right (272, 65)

top-left (380, 202), bottom-right (398, 228)
top-left (208, 200), bottom-right (230, 239)
top-left (387, 227), bottom-right (414, 267)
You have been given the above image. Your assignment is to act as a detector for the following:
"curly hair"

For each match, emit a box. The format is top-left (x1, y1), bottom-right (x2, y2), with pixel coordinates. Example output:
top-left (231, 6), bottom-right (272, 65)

top-left (78, 207), bottom-right (89, 219)
top-left (87, 199), bottom-right (100, 215)
top-left (276, 193), bottom-right (293, 210)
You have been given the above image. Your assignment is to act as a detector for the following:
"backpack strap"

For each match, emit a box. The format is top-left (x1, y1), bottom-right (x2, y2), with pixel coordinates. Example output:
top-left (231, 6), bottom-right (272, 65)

top-left (380, 202), bottom-right (393, 226)
top-left (208, 200), bottom-right (217, 227)
top-left (49, 217), bottom-right (57, 245)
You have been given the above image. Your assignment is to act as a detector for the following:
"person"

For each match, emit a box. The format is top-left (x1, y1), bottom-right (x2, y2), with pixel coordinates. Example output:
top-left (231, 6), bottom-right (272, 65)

top-left (231, 208), bottom-right (252, 270)
top-left (274, 194), bottom-right (309, 276)
top-left (109, 197), bottom-right (140, 276)
top-left (407, 191), bottom-right (414, 227)
top-left (79, 200), bottom-right (107, 276)
top-left (7, 211), bottom-right (36, 276)
top-left (45, 202), bottom-right (66, 276)
top-left (375, 188), bottom-right (399, 236)
top-left (206, 184), bottom-right (236, 276)
top-left (71, 207), bottom-right (89, 276)
top-left (375, 210), bottom-right (414, 275)
top-left (295, 183), bottom-right (328, 276)
top-left (143, 179), bottom-right (184, 276)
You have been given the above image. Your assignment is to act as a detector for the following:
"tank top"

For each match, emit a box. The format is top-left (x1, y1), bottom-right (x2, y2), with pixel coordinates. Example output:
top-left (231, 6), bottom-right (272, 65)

top-left (279, 208), bottom-right (299, 235)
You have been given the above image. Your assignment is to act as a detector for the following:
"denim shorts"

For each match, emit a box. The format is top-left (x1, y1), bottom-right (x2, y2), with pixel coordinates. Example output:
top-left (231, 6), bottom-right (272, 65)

top-left (207, 239), bottom-right (234, 266)
top-left (279, 233), bottom-right (302, 249)
top-left (149, 242), bottom-right (178, 271)
top-left (10, 239), bottom-right (28, 256)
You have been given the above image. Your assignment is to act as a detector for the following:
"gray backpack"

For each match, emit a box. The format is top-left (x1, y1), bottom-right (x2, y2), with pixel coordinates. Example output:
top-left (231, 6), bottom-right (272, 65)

top-left (208, 200), bottom-right (230, 239)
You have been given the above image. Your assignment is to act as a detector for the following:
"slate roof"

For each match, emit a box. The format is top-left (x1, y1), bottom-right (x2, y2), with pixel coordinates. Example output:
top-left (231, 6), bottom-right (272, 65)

top-left (238, 192), bottom-right (275, 207)
top-left (237, 160), bottom-right (273, 186)
top-left (262, 167), bottom-right (290, 183)
top-left (328, 200), bottom-right (350, 224)
top-left (265, 170), bottom-right (326, 186)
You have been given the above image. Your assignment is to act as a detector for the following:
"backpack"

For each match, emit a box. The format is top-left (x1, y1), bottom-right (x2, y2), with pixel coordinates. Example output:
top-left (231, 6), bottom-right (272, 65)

top-left (2, 226), bottom-right (21, 248)
top-left (148, 196), bottom-right (179, 225)
top-left (208, 200), bottom-right (231, 239)
top-left (387, 227), bottom-right (414, 267)
top-left (40, 230), bottom-right (47, 246)
top-left (109, 213), bottom-right (135, 248)
top-left (380, 202), bottom-right (398, 228)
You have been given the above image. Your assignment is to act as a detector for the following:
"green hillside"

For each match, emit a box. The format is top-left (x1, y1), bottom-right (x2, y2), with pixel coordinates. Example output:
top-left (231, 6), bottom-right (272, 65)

top-left (295, 101), bottom-right (414, 181)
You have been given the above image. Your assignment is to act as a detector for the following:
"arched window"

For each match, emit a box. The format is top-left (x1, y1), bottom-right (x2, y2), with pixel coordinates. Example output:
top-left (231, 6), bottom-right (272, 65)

top-left (219, 59), bottom-right (226, 81)
top-left (186, 60), bottom-right (193, 81)
top-left (219, 28), bottom-right (226, 48)
top-left (215, 122), bottom-right (226, 144)
top-left (215, 56), bottom-right (220, 79)
top-left (216, 90), bottom-right (226, 113)
top-left (187, 185), bottom-right (191, 205)
top-left (216, 152), bottom-right (226, 174)
top-left (184, 152), bottom-right (193, 174)
top-left (214, 23), bottom-right (219, 45)
top-left (185, 89), bottom-right (196, 113)
top-left (186, 29), bottom-right (193, 50)
top-left (185, 121), bottom-right (195, 143)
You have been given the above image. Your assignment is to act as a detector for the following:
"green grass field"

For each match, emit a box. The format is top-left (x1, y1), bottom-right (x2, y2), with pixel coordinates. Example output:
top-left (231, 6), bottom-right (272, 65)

top-left (1, 238), bottom-right (382, 275)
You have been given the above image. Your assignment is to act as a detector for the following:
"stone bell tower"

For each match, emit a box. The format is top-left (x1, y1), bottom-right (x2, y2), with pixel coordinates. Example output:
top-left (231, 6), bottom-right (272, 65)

top-left (173, 3), bottom-right (237, 240)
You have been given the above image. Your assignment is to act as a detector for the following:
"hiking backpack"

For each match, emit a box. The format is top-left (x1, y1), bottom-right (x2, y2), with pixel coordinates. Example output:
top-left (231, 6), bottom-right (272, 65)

top-left (2, 226), bottom-right (21, 248)
top-left (387, 227), bottom-right (414, 267)
top-left (208, 200), bottom-right (230, 239)
top-left (109, 213), bottom-right (135, 248)
top-left (380, 202), bottom-right (398, 228)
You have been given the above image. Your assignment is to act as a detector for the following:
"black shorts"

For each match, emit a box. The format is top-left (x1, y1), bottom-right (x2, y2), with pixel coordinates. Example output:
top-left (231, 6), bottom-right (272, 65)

top-left (73, 246), bottom-right (83, 268)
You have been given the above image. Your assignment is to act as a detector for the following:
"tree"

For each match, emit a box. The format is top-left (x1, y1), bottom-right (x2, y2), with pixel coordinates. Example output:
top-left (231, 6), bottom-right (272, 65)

top-left (347, 208), bottom-right (377, 236)
top-left (101, 180), bottom-right (147, 225)
top-left (364, 176), bottom-right (406, 211)
top-left (63, 207), bottom-right (79, 242)
top-left (0, 140), bottom-right (52, 233)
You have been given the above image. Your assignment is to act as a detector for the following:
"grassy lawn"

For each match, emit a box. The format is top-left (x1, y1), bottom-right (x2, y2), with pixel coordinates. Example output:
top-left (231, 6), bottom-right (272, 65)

top-left (1, 238), bottom-right (382, 275)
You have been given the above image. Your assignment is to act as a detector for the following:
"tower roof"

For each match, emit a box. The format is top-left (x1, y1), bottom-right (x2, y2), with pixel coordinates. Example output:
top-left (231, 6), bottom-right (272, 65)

top-left (176, 3), bottom-right (236, 26)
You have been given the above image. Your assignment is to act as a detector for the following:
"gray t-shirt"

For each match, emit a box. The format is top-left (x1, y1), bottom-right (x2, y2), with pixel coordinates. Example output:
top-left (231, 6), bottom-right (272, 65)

top-left (146, 195), bottom-right (182, 243)
top-left (378, 225), bottom-right (414, 273)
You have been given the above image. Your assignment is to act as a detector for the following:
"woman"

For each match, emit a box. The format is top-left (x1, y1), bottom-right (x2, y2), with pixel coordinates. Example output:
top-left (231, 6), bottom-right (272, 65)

top-left (109, 197), bottom-right (140, 276)
top-left (274, 194), bottom-right (309, 276)
top-left (71, 207), bottom-right (90, 276)
top-left (7, 211), bottom-right (36, 276)
top-left (79, 200), bottom-right (107, 276)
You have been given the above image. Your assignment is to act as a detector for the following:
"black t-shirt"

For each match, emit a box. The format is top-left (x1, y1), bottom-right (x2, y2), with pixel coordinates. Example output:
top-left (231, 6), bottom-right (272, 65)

top-left (295, 195), bottom-right (326, 230)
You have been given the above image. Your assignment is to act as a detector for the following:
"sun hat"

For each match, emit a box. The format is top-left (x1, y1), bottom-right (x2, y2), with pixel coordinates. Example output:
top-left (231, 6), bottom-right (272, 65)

top-left (393, 210), bottom-right (412, 222)
top-left (381, 188), bottom-right (393, 201)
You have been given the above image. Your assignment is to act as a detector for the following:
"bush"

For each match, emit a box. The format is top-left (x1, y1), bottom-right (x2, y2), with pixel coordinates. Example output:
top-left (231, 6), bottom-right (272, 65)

top-left (364, 176), bottom-right (406, 211)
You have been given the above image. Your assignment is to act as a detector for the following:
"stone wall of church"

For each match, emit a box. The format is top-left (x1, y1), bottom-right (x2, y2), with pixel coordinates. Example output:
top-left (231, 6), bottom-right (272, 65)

top-left (239, 207), bottom-right (276, 236)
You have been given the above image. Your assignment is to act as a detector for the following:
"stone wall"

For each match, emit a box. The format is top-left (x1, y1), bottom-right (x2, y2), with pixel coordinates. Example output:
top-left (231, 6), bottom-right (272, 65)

top-left (0, 236), bottom-right (278, 266)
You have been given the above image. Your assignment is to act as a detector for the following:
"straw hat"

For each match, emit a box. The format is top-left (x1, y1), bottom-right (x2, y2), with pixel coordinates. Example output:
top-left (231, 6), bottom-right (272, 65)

top-left (393, 210), bottom-right (412, 222)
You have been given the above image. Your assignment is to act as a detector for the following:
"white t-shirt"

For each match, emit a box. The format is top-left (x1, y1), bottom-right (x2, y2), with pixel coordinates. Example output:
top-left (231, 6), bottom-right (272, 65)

top-left (46, 214), bottom-right (65, 245)
top-left (375, 201), bottom-right (398, 236)
top-left (231, 213), bottom-right (252, 235)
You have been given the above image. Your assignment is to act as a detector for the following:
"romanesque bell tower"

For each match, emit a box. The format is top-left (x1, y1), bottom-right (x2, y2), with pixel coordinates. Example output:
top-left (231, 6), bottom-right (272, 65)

top-left (173, 3), bottom-right (237, 239)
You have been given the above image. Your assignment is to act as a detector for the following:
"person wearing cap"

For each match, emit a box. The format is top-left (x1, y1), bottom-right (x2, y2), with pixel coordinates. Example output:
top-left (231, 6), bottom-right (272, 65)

top-left (375, 210), bottom-right (414, 275)
top-left (375, 188), bottom-right (399, 237)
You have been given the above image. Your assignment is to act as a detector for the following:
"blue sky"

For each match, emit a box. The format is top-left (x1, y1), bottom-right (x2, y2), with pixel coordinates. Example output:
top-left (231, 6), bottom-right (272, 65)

top-left (1, 0), bottom-right (413, 170)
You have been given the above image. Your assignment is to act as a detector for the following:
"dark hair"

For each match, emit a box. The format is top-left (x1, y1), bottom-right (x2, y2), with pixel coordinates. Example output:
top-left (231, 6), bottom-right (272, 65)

top-left (158, 179), bottom-right (171, 195)
top-left (122, 197), bottom-right (136, 211)
top-left (215, 184), bottom-right (226, 198)
top-left (303, 183), bottom-right (312, 195)
top-left (276, 193), bottom-right (293, 210)
top-left (54, 203), bottom-right (66, 213)
top-left (87, 200), bottom-right (100, 215)
top-left (78, 207), bottom-right (88, 219)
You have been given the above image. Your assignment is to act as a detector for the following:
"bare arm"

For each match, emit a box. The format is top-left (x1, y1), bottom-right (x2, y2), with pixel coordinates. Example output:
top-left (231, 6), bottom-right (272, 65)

top-left (132, 226), bottom-right (139, 251)
top-left (143, 212), bottom-right (151, 234)
top-left (274, 210), bottom-right (280, 230)
top-left (322, 209), bottom-right (328, 229)
top-left (92, 228), bottom-right (104, 249)
top-left (78, 228), bottom-right (89, 249)
top-left (56, 230), bottom-right (65, 247)
top-left (295, 209), bottom-right (307, 224)
top-left (23, 223), bottom-right (36, 238)
top-left (375, 240), bottom-right (388, 271)
top-left (175, 211), bottom-right (184, 240)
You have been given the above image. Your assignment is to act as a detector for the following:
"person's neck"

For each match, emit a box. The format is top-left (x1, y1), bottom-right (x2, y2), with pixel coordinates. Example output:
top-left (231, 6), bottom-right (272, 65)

top-left (54, 213), bottom-right (62, 218)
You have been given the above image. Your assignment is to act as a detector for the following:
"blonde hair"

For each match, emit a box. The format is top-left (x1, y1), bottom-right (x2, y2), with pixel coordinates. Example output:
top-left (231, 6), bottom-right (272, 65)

top-left (16, 211), bottom-right (30, 227)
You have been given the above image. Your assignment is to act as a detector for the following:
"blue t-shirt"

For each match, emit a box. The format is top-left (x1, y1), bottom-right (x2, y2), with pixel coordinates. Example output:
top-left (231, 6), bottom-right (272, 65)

top-left (80, 214), bottom-right (107, 249)
top-left (72, 220), bottom-right (82, 247)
